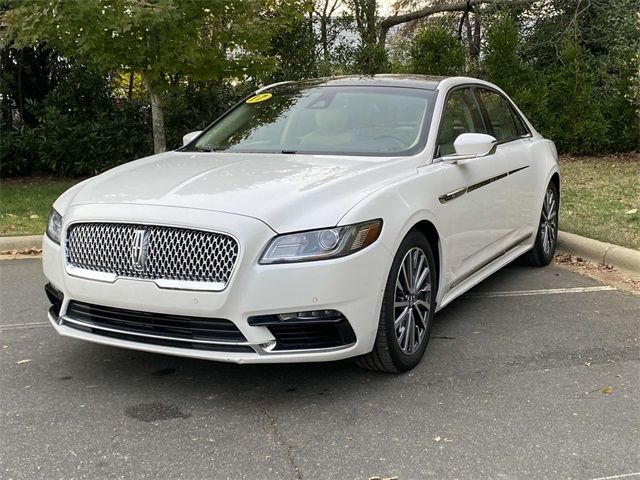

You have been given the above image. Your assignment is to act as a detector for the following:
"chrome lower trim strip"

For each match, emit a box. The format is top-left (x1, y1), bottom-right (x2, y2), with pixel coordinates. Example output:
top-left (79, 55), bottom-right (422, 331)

top-left (449, 233), bottom-right (533, 290)
top-left (253, 343), bottom-right (356, 355)
top-left (60, 315), bottom-right (253, 347)
top-left (65, 265), bottom-right (226, 291)
top-left (59, 315), bottom-right (356, 356)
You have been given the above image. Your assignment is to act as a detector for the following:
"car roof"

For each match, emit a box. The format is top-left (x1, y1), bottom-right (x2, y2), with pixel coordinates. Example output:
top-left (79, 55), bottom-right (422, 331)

top-left (260, 75), bottom-right (448, 92)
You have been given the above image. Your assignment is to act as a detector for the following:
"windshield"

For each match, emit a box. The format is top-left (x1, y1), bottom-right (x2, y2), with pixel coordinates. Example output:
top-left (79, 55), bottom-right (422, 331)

top-left (189, 85), bottom-right (435, 156)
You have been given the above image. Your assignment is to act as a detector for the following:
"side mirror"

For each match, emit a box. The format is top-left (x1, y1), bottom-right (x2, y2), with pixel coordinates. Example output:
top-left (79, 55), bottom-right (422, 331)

top-left (182, 130), bottom-right (202, 146)
top-left (442, 133), bottom-right (497, 164)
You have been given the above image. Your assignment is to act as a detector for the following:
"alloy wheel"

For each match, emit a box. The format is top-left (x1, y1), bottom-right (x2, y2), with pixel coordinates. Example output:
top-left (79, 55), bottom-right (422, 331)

top-left (540, 187), bottom-right (558, 255)
top-left (394, 247), bottom-right (431, 355)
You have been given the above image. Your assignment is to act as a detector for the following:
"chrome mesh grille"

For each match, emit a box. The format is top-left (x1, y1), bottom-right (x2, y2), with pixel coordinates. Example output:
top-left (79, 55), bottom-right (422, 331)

top-left (65, 223), bottom-right (238, 287)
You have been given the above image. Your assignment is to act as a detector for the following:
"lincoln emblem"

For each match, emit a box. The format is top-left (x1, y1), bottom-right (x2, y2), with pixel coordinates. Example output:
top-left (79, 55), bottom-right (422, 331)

top-left (130, 229), bottom-right (148, 270)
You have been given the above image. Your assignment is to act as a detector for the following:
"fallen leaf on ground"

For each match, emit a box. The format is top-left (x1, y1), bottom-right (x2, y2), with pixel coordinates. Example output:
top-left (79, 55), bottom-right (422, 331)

top-left (29, 214), bottom-right (40, 219)
top-left (16, 359), bottom-right (31, 364)
top-left (600, 386), bottom-right (613, 394)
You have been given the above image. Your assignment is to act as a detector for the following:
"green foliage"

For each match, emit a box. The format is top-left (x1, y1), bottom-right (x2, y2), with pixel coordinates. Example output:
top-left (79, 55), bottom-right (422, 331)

top-left (0, 125), bottom-right (39, 176)
top-left (264, 14), bottom-right (318, 83)
top-left (483, 5), bottom-right (639, 155)
top-left (3, 0), bottom-right (280, 85)
top-left (545, 39), bottom-right (608, 154)
top-left (1, 65), bottom-right (152, 177)
top-left (162, 80), bottom-right (256, 150)
top-left (482, 16), bottom-right (548, 133)
top-left (349, 0), bottom-right (388, 74)
top-left (1, 0), bottom-right (639, 177)
top-left (353, 42), bottom-right (388, 75)
top-left (410, 26), bottom-right (466, 76)
top-left (2, 0), bottom-right (300, 152)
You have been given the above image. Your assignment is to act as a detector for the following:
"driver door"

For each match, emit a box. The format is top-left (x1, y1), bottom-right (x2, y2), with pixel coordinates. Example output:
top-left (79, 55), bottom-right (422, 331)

top-left (435, 87), bottom-right (509, 289)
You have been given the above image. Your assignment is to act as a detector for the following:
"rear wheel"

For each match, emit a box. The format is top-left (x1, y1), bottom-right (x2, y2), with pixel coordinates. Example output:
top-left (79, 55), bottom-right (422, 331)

top-left (521, 182), bottom-right (559, 266)
top-left (355, 231), bottom-right (436, 373)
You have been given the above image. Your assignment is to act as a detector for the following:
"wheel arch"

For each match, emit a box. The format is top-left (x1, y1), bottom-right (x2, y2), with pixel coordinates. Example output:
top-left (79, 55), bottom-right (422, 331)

top-left (550, 171), bottom-right (560, 204)
top-left (409, 220), bottom-right (441, 294)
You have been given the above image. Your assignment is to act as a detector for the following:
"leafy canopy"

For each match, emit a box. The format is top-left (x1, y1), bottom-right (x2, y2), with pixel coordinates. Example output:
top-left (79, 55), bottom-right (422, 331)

top-left (2, 0), bottom-right (297, 84)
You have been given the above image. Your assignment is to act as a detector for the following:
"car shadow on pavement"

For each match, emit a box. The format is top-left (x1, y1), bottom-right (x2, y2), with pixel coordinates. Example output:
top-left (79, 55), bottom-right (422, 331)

top-left (45, 263), bottom-right (609, 409)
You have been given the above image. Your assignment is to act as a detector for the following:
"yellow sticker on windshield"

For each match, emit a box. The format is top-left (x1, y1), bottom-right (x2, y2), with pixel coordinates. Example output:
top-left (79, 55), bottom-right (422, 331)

top-left (246, 93), bottom-right (272, 104)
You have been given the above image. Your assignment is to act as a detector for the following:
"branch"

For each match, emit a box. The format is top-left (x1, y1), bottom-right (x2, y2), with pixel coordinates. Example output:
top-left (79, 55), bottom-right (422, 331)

top-left (380, 0), bottom-right (539, 36)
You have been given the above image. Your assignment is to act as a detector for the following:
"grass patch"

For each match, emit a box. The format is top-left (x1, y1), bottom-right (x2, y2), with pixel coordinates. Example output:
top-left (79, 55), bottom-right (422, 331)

top-left (1, 155), bottom-right (638, 250)
top-left (559, 154), bottom-right (639, 250)
top-left (0, 178), bottom-right (81, 236)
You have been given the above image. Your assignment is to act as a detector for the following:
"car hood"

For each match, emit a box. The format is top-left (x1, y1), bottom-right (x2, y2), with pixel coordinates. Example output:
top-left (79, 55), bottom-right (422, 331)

top-left (69, 151), bottom-right (417, 232)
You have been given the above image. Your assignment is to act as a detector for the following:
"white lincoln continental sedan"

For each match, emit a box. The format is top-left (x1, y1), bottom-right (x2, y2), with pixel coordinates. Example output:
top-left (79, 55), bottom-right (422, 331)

top-left (43, 75), bottom-right (559, 372)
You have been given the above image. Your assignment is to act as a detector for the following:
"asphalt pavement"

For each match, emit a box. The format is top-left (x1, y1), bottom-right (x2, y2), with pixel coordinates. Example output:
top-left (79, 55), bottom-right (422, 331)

top-left (1, 258), bottom-right (638, 480)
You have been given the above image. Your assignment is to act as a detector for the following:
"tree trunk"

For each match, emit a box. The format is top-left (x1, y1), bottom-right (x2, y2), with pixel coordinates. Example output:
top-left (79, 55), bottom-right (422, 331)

top-left (128, 71), bottom-right (134, 100)
top-left (472, 17), bottom-right (481, 59)
top-left (143, 73), bottom-right (166, 154)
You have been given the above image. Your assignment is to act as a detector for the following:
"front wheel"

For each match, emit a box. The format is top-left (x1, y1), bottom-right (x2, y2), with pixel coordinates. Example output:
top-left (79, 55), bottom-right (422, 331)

top-left (355, 231), bottom-right (436, 373)
top-left (521, 182), bottom-right (559, 266)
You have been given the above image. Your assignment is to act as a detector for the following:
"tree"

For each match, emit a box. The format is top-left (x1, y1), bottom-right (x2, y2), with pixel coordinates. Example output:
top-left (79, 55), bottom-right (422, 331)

top-left (410, 26), bottom-right (466, 75)
top-left (265, 8), bottom-right (318, 83)
top-left (482, 15), bottom-right (547, 127)
top-left (546, 38), bottom-right (608, 154)
top-left (314, 0), bottom-right (342, 65)
top-left (380, 0), bottom-right (539, 43)
top-left (349, 0), bottom-right (388, 73)
top-left (2, 0), bottom-right (293, 153)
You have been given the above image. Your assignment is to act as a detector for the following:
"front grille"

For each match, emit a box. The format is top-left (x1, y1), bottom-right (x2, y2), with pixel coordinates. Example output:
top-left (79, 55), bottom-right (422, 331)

top-left (66, 223), bottom-right (238, 288)
top-left (64, 301), bottom-right (251, 352)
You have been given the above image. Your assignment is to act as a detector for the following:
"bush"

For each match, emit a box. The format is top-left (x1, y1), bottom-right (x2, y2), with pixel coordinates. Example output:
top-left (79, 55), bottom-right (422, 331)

top-left (0, 124), bottom-right (39, 176)
top-left (1, 64), bottom-right (153, 176)
top-left (35, 100), bottom-right (152, 176)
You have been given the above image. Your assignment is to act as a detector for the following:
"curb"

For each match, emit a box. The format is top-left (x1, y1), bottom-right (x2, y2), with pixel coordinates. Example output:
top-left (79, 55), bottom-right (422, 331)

top-left (0, 234), bottom-right (43, 252)
top-left (557, 231), bottom-right (640, 276)
top-left (1, 231), bottom-right (638, 275)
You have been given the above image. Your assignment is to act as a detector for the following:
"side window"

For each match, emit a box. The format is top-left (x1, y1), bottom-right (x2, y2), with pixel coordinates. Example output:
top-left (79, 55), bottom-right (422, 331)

top-left (476, 89), bottom-right (526, 142)
top-left (436, 88), bottom-right (486, 157)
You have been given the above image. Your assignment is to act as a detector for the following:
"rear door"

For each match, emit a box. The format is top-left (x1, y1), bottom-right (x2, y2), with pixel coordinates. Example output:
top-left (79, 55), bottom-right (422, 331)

top-left (475, 88), bottom-right (537, 246)
top-left (434, 87), bottom-right (509, 289)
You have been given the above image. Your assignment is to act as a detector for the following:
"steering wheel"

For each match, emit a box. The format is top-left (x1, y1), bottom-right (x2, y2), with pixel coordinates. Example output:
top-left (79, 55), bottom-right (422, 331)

top-left (372, 134), bottom-right (407, 149)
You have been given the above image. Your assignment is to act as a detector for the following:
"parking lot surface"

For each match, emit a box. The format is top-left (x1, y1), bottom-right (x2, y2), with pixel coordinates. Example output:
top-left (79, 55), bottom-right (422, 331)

top-left (1, 258), bottom-right (639, 480)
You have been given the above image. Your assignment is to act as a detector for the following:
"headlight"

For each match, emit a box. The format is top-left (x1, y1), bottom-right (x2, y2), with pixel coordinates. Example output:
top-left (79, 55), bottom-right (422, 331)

top-left (260, 219), bottom-right (382, 264)
top-left (46, 209), bottom-right (63, 244)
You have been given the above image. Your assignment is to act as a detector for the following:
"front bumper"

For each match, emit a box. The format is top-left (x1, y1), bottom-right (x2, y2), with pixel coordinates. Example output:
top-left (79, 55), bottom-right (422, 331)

top-left (43, 204), bottom-right (393, 363)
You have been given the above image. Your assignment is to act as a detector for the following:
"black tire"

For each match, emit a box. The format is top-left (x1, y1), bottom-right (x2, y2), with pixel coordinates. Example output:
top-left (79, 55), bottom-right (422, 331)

top-left (521, 181), bottom-right (559, 267)
top-left (355, 230), bottom-right (437, 373)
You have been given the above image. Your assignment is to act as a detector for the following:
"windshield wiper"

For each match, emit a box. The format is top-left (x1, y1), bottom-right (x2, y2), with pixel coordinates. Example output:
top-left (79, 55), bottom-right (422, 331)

top-left (194, 146), bottom-right (227, 152)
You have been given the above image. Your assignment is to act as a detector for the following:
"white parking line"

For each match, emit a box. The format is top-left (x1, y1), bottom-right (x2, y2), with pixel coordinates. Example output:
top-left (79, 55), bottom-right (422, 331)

top-left (467, 286), bottom-right (617, 298)
top-left (591, 472), bottom-right (640, 480)
top-left (0, 321), bottom-right (50, 331)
